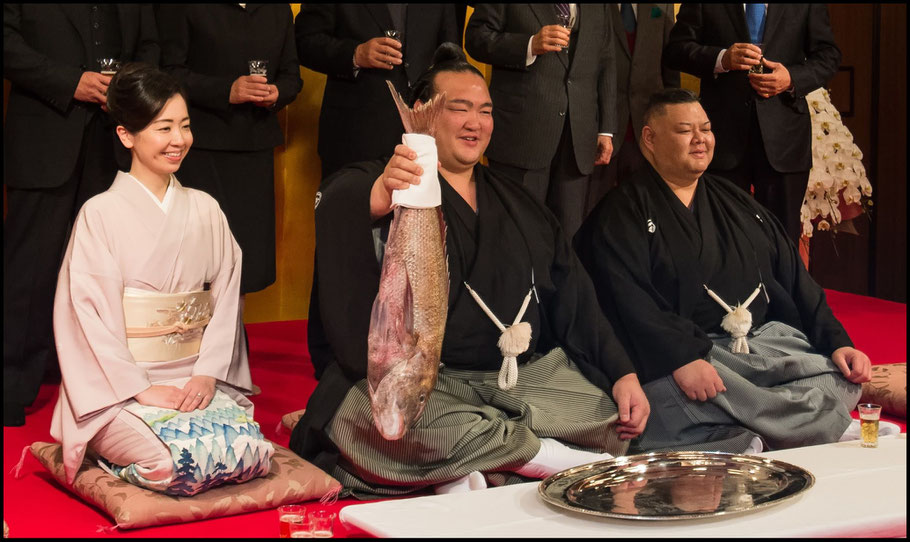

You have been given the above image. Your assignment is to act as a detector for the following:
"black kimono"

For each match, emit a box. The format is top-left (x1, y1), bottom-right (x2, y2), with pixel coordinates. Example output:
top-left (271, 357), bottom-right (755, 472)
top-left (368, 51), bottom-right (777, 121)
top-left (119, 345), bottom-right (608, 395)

top-left (575, 164), bottom-right (861, 452)
top-left (290, 161), bottom-right (636, 495)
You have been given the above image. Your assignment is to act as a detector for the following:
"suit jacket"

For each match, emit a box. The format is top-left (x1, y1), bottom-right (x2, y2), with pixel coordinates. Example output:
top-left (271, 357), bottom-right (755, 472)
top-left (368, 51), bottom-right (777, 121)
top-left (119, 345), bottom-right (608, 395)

top-left (663, 4), bottom-right (840, 173)
top-left (610, 3), bottom-right (679, 155)
top-left (157, 4), bottom-right (302, 152)
top-left (465, 4), bottom-right (617, 175)
top-left (295, 4), bottom-right (457, 172)
top-left (3, 4), bottom-right (159, 189)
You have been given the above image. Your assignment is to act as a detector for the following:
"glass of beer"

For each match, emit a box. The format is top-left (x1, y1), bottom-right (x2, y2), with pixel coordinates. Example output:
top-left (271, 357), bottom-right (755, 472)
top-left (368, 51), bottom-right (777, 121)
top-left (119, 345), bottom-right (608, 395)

top-left (857, 403), bottom-right (882, 448)
top-left (248, 59), bottom-right (269, 77)
top-left (278, 504), bottom-right (306, 538)
top-left (98, 58), bottom-right (121, 75)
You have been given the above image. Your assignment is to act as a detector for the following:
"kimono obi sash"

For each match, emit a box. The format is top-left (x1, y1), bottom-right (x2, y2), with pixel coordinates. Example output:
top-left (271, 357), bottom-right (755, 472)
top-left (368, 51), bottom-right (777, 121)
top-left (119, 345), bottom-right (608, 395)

top-left (123, 288), bottom-right (212, 362)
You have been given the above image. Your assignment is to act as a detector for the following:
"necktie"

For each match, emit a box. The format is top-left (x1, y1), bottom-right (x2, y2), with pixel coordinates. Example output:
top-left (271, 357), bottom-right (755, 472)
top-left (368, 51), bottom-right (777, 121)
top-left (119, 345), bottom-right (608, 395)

top-left (620, 3), bottom-right (637, 33)
top-left (387, 4), bottom-right (406, 33)
top-left (745, 3), bottom-right (766, 44)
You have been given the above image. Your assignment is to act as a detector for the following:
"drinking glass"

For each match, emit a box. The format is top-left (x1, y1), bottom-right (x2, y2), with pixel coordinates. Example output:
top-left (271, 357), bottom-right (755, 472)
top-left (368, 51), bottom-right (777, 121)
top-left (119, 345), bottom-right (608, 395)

top-left (278, 504), bottom-right (306, 538)
top-left (310, 510), bottom-right (336, 538)
top-left (384, 29), bottom-right (402, 43)
top-left (555, 12), bottom-right (571, 50)
top-left (98, 58), bottom-right (121, 75)
top-left (858, 403), bottom-right (882, 448)
top-left (248, 59), bottom-right (269, 77)
top-left (749, 42), bottom-right (764, 74)
top-left (289, 514), bottom-right (314, 538)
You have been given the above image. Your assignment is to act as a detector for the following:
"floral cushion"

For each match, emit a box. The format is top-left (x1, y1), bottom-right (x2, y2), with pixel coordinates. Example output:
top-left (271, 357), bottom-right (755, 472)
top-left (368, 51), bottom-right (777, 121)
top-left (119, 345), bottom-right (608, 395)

top-left (860, 363), bottom-right (906, 418)
top-left (30, 441), bottom-right (341, 530)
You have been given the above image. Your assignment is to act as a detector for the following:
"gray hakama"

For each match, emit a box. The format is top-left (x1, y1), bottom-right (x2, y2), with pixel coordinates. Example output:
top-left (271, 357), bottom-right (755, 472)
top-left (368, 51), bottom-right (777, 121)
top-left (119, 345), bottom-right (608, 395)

top-left (576, 165), bottom-right (862, 455)
top-left (327, 348), bottom-right (628, 498)
top-left (635, 322), bottom-right (861, 453)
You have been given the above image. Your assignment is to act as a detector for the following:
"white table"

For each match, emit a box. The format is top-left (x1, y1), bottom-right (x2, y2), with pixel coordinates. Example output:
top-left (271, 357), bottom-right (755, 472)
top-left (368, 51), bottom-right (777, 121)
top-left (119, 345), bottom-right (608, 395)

top-left (340, 434), bottom-right (907, 538)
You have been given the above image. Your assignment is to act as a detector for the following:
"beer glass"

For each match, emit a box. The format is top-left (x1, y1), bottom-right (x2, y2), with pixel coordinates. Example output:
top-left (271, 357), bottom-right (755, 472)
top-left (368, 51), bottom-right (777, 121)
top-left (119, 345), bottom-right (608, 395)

top-left (857, 403), bottom-right (882, 448)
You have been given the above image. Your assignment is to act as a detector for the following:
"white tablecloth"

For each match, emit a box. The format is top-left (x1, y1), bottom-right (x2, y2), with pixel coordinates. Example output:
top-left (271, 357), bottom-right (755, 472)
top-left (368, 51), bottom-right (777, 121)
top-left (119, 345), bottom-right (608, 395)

top-left (340, 434), bottom-right (907, 538)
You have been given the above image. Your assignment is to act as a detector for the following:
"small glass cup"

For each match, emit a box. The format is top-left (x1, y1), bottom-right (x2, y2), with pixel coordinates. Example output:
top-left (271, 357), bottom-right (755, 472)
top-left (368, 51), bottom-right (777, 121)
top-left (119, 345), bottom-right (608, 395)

top-left (289, 514), bottom-right (314, 538)
top-left (248, 59), bottom-right (269, 77)
top-left (858, 403), bottom-right (882, 448)
top-left (749, 43), bottom-right (764, 74)
top-left (384, 29), bottom-right (402, 43)
top-left (555, 13), bottom-right (571, 50)
top-left (309, 510), bottom-right (336, 538)
top-left (278, 504), bottom-right (306, 538)
top-left (98, 58), bottom-right (121, 75)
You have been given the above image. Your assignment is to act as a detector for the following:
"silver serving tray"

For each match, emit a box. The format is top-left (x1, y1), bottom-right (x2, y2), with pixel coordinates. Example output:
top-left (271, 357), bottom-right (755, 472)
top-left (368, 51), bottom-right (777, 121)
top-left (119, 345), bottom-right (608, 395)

top-left (538, 451), bottom-right (814, 520)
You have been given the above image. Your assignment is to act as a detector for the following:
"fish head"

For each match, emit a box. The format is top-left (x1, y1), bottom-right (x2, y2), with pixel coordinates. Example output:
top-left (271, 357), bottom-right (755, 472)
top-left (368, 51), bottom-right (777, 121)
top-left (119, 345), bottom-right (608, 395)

top-left (368, 349), bottom-right (437, 441)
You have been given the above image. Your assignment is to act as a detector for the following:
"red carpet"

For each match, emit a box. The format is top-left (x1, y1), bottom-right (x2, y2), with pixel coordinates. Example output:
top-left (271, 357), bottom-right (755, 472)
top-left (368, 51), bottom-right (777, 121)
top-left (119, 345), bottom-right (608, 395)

top-left (3, 290), bottom-right (905, 537)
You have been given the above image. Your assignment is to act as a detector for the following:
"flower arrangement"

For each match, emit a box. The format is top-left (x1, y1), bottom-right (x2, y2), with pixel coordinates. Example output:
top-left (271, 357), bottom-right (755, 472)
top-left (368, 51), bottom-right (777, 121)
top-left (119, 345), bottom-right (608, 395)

top-left (800, 88), bottom-right (873, 237)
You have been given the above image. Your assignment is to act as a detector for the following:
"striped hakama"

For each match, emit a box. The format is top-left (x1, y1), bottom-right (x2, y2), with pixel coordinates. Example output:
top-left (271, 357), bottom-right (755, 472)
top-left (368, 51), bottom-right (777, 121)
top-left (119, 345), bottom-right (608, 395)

top-left (326, 347), bottom-right (629, 497)
top-left (634, 321), bottom-right (862, 454)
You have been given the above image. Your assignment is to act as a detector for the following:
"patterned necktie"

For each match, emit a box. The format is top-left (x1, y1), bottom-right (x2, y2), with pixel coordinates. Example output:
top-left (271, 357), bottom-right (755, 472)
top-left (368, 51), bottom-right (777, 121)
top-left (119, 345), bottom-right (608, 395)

top-left (745, 3), bottom-right (766, 44)
top-left (620, 3), bottom-right (637, 33)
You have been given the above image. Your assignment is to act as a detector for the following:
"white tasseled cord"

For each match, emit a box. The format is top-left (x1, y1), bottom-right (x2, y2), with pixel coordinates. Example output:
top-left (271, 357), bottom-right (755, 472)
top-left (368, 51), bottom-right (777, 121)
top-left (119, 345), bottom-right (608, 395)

top-left (463, 282), bottom-right (534, 390)
top-left (703, 284), bottom-right (764, 354)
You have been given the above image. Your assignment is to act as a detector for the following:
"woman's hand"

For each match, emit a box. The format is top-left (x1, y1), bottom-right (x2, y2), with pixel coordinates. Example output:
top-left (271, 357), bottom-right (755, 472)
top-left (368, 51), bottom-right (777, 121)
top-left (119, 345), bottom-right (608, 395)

top-left (134, 385), bottom-right (184, 410)
top-left (177, 375), bottom-right (217, 412)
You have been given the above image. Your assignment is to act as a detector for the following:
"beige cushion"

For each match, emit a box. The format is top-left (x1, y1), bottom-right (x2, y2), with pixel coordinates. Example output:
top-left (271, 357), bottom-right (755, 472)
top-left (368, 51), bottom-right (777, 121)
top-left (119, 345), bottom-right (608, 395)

top-left (30, 441), bottom-right (341, 530)
top-left (860, 363), bottom-right (906, 419)
top-left (281, 408), bottom-right (306, 432)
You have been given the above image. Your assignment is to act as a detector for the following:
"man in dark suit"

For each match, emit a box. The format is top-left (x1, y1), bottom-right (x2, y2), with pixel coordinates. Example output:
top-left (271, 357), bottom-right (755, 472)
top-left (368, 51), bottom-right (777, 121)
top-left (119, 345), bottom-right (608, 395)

top-left (157, 3), bottom-right (303, 296)
top-left (663, 4), bottom-right (841, 242)
top-left (295, 4), bottom-right (458, 178)
top-left (465, 4), bottom-right (618, 239)
top-left (294, 4), bottom-right (457, 379)
top-left (3, 4), bottom-right (159, 427)
top-left (586, 3), bottom-right (679, 214)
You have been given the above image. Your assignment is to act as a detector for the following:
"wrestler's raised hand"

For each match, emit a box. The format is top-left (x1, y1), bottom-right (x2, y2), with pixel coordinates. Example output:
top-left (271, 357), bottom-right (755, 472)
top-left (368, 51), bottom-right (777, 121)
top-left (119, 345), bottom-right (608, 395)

top-left (831, 346), bottom-right (872, 384)
top-left (134, 385), bottom-right (184, 410)
top-left (370, 144), bottom-right (431, 220)
top-left (673, 359), bottom-right (726, 402)
top-left (612, 372), bottom-right (650, 440)
top-left (177, 375), bottom-right (217, 412)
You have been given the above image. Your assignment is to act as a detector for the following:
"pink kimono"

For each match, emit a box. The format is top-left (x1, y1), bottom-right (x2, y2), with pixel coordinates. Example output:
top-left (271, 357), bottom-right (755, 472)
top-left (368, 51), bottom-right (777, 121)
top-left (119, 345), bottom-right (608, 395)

top-left (51, 171), bottom-right (254, 485)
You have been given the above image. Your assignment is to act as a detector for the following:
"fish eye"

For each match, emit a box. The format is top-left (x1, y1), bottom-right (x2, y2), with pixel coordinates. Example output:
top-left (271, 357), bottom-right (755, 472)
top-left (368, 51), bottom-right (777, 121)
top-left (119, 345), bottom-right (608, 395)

top-left (418, 393), bottom-right (426, 403)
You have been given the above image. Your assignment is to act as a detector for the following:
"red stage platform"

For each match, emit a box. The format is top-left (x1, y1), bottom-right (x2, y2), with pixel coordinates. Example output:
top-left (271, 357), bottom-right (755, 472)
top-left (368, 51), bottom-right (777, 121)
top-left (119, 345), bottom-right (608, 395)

top-left (2, 290), bottom-right (905, 537)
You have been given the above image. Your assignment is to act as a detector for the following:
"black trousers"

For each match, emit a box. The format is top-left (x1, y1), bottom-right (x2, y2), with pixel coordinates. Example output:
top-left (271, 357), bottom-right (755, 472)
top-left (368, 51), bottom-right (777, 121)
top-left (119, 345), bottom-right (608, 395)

top-left (3, 113), bottom-right (118, 426)
top-left (488, 117), bottom-right (590, 240)
top-left (711, 107), bottom-right (808, 244)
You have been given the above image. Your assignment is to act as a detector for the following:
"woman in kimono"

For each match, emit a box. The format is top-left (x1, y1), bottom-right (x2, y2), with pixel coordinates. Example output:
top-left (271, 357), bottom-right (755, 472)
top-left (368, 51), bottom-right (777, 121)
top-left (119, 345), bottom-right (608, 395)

top-left (50, 63), bottom-right (273, 496)
top-left (289, 43), bottom-right (650, 498)
top-left (575, 88), bottom-right (872, 454)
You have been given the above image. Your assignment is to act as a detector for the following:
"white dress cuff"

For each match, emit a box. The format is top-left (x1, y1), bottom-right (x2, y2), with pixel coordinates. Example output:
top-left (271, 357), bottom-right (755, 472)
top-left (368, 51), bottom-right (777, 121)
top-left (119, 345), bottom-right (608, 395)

top-left (526, 36), bottom-right (537, 66)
